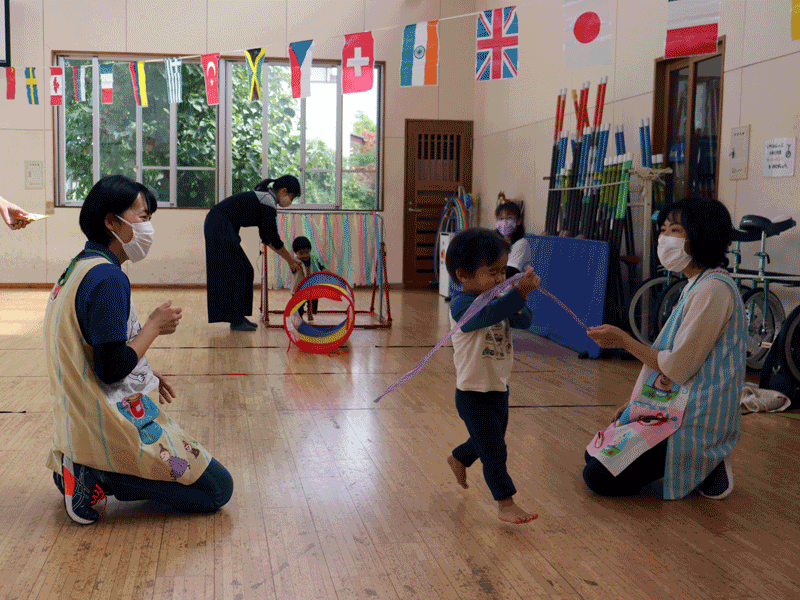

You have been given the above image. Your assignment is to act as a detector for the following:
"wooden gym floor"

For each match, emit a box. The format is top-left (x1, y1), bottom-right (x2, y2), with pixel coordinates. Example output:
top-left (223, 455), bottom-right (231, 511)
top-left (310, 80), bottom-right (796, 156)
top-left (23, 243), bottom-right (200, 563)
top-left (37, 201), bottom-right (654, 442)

top-left (0, 287), bottom-right (799, 600)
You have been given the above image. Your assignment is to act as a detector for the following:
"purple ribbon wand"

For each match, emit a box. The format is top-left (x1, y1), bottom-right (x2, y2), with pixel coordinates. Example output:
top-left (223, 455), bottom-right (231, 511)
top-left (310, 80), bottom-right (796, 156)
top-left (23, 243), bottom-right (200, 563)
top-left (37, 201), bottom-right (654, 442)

top-left (373, 274), bottom-right (588, 402)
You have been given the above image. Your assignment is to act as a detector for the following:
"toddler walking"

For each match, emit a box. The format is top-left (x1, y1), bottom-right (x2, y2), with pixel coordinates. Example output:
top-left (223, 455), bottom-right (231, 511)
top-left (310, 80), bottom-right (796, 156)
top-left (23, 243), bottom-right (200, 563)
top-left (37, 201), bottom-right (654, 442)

top-left (444, 227), bottom-right (540, 524)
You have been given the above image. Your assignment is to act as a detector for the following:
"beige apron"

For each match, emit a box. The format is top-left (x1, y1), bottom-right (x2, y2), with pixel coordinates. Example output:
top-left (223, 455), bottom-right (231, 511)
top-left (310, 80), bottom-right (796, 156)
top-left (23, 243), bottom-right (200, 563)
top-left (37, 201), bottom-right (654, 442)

top-left (44, 254), bottom-right (210, 484)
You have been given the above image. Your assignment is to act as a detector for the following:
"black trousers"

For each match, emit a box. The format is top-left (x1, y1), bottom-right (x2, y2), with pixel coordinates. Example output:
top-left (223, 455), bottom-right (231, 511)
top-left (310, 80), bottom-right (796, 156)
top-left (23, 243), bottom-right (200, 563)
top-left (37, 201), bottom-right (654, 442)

top-left (204, 210), bottom-right (253, 323)
top-left (298, 299), bottom-right (318, 317)
top-left (583, 438), bottom-right (668, 496)
top-left (452, 387), bottom-right (516, 501)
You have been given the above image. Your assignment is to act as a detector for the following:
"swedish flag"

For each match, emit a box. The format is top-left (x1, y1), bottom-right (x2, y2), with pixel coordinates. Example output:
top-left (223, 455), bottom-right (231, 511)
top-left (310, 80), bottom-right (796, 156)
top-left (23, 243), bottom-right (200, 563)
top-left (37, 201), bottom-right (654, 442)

top-left (243, 48), bottom-right (266, 101)
top-left (25, 67), bottom-right (38, 105)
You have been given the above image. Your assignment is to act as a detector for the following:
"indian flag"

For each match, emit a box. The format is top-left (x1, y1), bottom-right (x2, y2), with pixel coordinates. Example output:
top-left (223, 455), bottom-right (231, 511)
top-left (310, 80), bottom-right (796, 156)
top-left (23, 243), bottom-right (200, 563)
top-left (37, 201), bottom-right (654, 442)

top-left (665, 0), bottom-right (720, 58)
top-left (400, 20), bottom-right (439, 87)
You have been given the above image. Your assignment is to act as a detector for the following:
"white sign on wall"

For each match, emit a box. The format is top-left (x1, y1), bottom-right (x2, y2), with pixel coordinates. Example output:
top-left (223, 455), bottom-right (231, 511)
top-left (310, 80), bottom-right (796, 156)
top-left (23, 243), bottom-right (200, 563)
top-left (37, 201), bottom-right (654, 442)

top-left (729, 125), bottom-right (750, 180)
top-left (763, 137), bottom-right (795, 178)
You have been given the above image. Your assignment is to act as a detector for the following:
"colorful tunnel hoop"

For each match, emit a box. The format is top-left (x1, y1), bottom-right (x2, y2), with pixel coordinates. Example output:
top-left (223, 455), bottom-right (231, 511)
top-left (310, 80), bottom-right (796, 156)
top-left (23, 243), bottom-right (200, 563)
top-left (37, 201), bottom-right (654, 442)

top-left (283, 272), bottom-right (356, 352)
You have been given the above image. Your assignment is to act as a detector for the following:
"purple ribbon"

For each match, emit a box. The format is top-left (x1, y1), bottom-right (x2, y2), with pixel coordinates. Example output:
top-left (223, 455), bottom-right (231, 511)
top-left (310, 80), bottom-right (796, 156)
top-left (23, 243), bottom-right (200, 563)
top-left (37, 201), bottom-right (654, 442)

top-left (373, 274), bottom-right (588, 403)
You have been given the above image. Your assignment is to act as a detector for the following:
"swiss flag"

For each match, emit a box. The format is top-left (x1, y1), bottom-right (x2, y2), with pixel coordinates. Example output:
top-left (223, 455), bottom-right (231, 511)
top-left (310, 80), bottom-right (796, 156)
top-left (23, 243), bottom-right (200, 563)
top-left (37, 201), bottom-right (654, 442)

top-left (50, 67), bottom-right (64, 105)
top-left (342, 32), bottom-right (374, 94)
top-left (201, 53), bottom-right (220, 105)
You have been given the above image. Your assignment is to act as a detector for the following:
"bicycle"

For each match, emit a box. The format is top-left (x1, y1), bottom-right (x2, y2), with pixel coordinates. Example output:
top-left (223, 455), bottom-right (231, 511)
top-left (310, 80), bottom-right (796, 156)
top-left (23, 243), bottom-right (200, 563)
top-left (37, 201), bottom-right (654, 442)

top-left (628, 214), bottom-right (798, 371)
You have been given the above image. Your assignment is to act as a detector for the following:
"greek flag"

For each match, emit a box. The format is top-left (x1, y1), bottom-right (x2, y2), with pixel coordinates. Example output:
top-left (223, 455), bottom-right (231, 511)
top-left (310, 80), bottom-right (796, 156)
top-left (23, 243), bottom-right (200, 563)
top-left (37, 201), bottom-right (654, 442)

top-left (164, 57), bottom-right (182, 104)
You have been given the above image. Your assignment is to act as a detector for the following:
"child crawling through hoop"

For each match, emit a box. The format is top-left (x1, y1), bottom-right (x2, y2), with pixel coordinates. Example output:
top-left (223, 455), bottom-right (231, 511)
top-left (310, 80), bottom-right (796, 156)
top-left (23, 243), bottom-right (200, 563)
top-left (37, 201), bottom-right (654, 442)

top-left (444, 227), bottom-right (541, 524)
top-left (291, 236), bottom-right (327, 322)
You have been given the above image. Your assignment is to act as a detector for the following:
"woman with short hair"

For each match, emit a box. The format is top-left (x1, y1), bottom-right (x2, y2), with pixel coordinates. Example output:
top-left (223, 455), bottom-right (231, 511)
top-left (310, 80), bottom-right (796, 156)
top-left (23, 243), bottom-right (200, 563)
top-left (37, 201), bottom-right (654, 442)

top-left (45, 174), bottom-right (233, 524)
top-left (585, 197), bottom-right (746, 500)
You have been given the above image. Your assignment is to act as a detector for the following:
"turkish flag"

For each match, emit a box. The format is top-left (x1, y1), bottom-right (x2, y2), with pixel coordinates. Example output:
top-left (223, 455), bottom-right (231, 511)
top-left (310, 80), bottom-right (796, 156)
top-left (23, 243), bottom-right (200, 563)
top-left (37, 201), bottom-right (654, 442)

top-left (342, 32), bottom-right (374, 94)
top-left (50, 67), bottom-right (64, 105)
top-left (201, 53), bottom-right (220, 105)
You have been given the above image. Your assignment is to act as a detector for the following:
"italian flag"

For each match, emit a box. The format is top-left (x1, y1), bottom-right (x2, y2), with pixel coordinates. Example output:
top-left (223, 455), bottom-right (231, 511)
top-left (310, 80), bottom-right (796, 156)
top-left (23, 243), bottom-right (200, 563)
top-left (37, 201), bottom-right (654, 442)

top-left (400, 20), bottom-right (439, 87)
top-left (665, 0), bottom-right (720, 58)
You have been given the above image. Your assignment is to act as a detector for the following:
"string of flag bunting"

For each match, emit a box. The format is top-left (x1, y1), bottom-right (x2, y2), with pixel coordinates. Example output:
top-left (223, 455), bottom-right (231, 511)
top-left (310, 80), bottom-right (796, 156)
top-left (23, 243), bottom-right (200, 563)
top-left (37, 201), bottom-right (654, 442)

top-left (1, 0), bottom-right (726, 107)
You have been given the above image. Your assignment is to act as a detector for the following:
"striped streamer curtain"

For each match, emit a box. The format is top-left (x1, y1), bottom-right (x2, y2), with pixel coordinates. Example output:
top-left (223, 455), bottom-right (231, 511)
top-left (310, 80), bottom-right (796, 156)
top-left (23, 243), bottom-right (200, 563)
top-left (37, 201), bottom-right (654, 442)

top-left (268, 212), bottom-right (381, 289)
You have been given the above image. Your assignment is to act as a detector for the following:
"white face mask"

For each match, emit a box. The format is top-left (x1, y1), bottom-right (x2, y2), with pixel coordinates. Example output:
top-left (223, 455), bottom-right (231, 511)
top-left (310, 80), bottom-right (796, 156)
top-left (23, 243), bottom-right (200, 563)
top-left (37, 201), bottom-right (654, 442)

top-left (657, 235), bottom-right (692, 272)
top-left (111, 215), bottom-right (154, 263)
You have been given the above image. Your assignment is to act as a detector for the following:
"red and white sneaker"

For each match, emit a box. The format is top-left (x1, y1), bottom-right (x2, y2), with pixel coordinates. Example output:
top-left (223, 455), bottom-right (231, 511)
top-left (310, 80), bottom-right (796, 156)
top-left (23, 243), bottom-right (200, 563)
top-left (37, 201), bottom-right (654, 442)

top-left (62, 456), bottom-right (107, 524)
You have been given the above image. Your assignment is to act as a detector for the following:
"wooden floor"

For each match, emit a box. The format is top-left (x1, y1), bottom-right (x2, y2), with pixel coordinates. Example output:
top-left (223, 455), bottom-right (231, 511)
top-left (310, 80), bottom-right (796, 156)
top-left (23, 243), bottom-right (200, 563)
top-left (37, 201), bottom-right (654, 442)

top-left (1, 287), bottom-right (799, 600)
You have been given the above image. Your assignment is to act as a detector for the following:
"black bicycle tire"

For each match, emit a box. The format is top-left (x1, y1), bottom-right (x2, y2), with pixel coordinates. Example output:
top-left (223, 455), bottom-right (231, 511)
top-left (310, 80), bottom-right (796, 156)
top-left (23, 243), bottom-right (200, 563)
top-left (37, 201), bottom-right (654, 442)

top-left (656, 278), bottom-right (689, 331)
top-left (783, 307), bottom-right (800, 383)
top-left (741, 288), bottom-right (786, 371)
top-left (628, 275), bottom-right (672, 345)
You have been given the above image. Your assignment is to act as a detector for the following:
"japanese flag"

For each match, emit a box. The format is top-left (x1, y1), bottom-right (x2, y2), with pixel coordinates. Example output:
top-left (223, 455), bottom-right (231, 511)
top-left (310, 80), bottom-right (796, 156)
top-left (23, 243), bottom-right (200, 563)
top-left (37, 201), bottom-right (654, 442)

top-left (49, 67), bottom-right (63, 105)
top-left (202, 53), bottom-right (220, 105)
top-left (342, 32), bottom-right (374, 94)
top-left (563, 0), bottom-right (612, 70)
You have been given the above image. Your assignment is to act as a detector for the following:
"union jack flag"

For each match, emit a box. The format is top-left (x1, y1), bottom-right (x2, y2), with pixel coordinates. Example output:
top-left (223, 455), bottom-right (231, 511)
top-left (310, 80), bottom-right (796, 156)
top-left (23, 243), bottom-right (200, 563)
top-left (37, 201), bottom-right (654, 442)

top-left (476, 6), bottom-right (519, 81)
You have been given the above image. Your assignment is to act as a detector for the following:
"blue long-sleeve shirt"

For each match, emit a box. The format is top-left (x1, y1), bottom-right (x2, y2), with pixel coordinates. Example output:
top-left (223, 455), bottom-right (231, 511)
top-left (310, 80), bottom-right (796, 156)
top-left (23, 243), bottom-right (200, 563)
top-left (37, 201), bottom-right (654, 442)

top-left (73, 242), bottom-right (139, 384)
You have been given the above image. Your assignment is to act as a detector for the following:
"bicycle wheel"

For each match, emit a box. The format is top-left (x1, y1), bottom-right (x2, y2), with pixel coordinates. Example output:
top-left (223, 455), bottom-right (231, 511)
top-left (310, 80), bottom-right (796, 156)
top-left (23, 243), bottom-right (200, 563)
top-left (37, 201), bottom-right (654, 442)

top-left (741, 288), bottom-right (785, 370)
top-left (783, 308), bottom-right (800, 383)
top-left (656, 278), bottom-right (689, 331)
top-left (628, 276), bottom-right (672, 345)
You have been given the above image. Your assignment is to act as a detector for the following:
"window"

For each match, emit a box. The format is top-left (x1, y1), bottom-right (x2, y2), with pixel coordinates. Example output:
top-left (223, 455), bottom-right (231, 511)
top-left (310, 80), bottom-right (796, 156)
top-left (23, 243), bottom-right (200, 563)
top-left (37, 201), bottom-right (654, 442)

top-left (57, 54), bottom-right (383, 210)
top-left (653, 38), bottom-right (724, 201)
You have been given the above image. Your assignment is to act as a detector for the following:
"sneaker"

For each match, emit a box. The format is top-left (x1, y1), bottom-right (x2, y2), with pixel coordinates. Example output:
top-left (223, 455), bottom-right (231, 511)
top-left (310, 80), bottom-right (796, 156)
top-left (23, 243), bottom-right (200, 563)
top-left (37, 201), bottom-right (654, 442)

top-left (242, 317), bottom-right (258, 328)
top-left (53, 471), bottom-right (64, 495)
top-left (230, 319), bottom-right (257, 331)
top-left (698, 455), bottom-right (734, 499)
top-left (62, 456), bottom-right (107, 524)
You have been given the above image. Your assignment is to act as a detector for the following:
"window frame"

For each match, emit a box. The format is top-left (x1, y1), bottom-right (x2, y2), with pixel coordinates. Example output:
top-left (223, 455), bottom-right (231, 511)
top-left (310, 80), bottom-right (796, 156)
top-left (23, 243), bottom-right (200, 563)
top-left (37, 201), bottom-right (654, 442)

top-left (652, 36), bottom-right (725, 201)
top-left (55, 51), bottom-right (384, 212)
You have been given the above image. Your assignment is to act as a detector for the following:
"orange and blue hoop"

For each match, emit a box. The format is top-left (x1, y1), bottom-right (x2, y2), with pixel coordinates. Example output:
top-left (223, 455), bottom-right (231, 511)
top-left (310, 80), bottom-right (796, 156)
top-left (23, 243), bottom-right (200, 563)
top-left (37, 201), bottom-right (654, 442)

top-left (283, 271), bottom-right (356, 353)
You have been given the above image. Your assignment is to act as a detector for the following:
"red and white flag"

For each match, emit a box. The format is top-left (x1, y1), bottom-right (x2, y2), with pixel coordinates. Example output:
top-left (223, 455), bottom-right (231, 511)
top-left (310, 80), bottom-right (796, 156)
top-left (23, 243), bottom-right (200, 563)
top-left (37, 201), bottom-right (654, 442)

top-left (563, 0), bottom-right (612, 70)
top-left (5, 67), bottom-right (14, 100)
top-left (201, 53), bottom-right (220, 105)
top-left (49, 67), bottom-right (63, 105)
top-left (342, 32), bottom-right (374, 94)
top-left (665, 0), bottom-right (720, 58)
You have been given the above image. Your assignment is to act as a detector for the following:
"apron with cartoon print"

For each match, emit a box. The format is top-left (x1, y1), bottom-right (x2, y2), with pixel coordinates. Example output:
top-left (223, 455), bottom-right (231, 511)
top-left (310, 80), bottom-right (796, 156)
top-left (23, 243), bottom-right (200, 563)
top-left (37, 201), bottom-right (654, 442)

top-left (586, 269), bottom-right (742, 480)
top-left (44, 253), bottom-right (211, 484)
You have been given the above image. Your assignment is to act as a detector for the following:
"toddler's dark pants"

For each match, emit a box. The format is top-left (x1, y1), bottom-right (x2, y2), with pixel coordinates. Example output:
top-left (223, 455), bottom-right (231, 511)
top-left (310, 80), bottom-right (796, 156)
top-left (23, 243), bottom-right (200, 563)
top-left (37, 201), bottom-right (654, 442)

top-left (452, 387), bottom-right (516, 501)
top-left (298, 298), bottom-right (318, 317)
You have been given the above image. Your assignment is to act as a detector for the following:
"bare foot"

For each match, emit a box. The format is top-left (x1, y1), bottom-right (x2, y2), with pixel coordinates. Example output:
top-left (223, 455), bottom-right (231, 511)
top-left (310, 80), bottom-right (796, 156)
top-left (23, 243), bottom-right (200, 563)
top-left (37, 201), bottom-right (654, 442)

top-left (498, 501), bottom-right (538, 524)
top-left (447, 455), bottom-right (468, 489)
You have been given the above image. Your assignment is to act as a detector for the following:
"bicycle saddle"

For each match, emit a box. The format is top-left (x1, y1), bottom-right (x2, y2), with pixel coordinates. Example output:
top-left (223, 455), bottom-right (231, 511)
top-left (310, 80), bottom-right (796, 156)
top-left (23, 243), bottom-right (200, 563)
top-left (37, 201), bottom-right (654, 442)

top-left (739, 215), bottom-right (796, 237)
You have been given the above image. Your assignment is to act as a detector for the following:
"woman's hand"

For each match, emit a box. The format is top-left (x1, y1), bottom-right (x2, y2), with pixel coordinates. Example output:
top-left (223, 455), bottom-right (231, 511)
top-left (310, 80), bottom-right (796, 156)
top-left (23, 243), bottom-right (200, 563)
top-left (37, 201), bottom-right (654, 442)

top-left (153, 370), bottom-right (176, 405)
top-left (0, 198), bottom-right (30, 230)
top-left (288, 257), bottom-right (304, 273)
top-left (587, 324), bottom-right (626, 348)
top-left (147, 300), bottom-right (183, 335)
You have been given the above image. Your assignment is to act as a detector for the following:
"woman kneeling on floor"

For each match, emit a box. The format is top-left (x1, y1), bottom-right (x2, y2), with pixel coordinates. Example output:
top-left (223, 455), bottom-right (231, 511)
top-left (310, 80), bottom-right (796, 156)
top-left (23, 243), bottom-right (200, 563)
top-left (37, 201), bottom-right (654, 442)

top-left (584, 197), bottom-right (746, 500)
top-left (44, 175), bottom-right (233, 524)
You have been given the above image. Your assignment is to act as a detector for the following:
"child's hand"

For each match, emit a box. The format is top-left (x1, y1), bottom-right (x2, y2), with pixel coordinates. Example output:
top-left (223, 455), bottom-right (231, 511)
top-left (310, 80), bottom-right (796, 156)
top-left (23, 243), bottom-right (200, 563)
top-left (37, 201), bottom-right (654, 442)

top-left (516, 267), bottom-right (540, 300)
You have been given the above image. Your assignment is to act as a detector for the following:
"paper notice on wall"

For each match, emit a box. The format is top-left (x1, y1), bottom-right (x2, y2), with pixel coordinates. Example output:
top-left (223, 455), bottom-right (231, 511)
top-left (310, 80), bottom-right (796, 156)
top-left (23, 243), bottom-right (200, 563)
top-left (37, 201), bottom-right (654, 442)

top-left (763, 137), bottom-right (796, 177)
top-left (729, 125), bottom-right (750, 180)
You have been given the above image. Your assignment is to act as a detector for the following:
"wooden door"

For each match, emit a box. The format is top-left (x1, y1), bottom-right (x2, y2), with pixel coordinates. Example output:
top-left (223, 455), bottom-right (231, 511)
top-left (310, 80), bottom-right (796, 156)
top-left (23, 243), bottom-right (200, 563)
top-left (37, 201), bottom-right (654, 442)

top-left (403, 119), bottom-right (473, 289)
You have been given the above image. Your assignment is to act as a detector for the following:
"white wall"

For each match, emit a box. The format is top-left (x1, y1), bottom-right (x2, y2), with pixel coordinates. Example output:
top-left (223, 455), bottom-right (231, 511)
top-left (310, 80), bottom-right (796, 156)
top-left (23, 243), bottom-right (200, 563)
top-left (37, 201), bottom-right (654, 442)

top-left (471, 0), bottom-right (800, 311)
top-left (0, 0), bottom-right (476, 286)
top-left (2, 0), bottom-right (799, 306)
